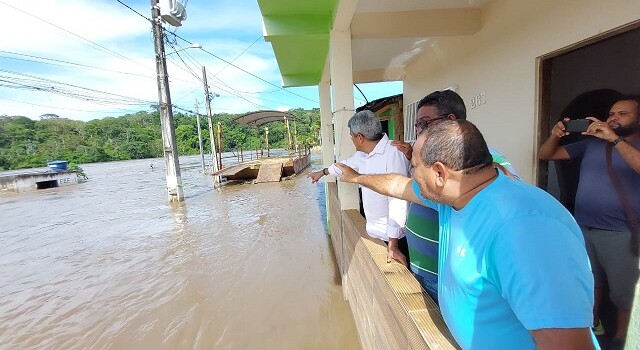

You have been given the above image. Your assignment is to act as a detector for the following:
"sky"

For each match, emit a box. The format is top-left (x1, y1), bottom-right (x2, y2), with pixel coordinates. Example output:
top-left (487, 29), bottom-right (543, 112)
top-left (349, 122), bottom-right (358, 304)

top-left (0, 0), bottom-right (402, 122)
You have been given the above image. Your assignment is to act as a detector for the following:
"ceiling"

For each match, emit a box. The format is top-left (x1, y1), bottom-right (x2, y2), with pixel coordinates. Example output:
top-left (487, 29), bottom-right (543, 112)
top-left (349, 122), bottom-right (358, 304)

top-left (257, 0), bottom-right (491, 87)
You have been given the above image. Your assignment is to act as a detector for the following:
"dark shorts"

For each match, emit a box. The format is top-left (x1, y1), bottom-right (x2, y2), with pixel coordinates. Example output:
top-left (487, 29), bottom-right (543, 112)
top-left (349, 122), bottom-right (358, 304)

top-left (581, 226), bottom-right (640, 310)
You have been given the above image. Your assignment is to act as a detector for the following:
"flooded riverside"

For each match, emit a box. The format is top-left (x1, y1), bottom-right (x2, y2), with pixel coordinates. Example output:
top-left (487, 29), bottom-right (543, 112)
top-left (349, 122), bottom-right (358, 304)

top-left (0, 154), bottom-right (361, 350)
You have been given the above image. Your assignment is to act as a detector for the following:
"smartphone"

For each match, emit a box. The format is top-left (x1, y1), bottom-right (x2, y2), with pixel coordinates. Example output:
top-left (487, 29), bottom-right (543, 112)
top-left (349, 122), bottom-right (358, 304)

top-left (562, 119), bottom-right (593, 133)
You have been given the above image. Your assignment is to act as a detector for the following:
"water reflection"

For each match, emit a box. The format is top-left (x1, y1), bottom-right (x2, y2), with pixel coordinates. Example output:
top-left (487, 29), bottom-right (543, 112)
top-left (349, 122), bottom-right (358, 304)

top-left (0, 154), bottom-right (360, 349)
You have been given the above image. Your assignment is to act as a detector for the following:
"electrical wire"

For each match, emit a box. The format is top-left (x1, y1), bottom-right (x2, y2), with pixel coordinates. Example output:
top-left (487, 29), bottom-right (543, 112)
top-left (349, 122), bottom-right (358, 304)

top-left (0, 51), bottom-right (156, 80)
top-left (1, 97), bottom-right (144, 114)
top-left (113, 0), bottom-right (318, 106)
top-left (211, 36), bottom-right (262, 78)
top-left (354, 83), bottom-right (369, 104)
top-left (165, 31), bottom-right (319, 104)
top-left (0, 0), bottom-right (154, 73)
top-left (0, 69), bottom-right (153, 106)
top-left (114, 0), bottom-right (152, 22)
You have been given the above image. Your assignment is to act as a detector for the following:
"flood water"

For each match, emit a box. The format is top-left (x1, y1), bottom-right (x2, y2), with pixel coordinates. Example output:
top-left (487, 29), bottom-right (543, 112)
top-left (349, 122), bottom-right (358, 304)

top-left (0, 154), bottom-right (361, 349)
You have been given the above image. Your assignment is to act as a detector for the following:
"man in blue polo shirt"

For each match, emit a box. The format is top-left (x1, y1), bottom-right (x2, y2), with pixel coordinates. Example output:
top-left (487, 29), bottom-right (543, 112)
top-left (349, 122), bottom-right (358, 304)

top-left (335, 120), bottom-right (598, 350)
top-left (392, 90), bottom-right (518, 302)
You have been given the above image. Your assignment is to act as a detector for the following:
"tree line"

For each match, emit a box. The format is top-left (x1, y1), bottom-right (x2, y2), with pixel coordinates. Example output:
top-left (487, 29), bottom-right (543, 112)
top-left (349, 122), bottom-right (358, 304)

top-left (0, 108), bottom-right (321, 171)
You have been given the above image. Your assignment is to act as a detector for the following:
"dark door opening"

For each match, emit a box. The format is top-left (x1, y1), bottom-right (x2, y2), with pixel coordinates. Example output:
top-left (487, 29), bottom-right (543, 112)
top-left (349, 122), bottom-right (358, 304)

top-left (536, 23), bottom-right (640, 340)
top-left (36, 180), bottom-right (59, 189)
top-left (380, 120), bottom-right (390, 137)
top-left (537, 24), bottom-right (640, 211)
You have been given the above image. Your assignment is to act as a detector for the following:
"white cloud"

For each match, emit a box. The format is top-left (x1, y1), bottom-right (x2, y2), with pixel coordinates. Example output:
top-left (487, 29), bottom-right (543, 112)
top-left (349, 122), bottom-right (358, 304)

top-left (0, 0), bottom-right (330, 121)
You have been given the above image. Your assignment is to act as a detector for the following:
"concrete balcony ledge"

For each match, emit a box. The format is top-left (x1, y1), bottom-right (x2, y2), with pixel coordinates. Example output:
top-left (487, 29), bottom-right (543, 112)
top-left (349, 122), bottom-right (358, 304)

top-left (326, 182), bottom-right (459, 350)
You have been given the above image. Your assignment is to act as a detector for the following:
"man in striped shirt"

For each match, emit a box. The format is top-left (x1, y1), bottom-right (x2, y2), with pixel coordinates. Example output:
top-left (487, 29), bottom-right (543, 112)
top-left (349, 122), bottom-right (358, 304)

top-left (393, 90), bottom-right (518, 302)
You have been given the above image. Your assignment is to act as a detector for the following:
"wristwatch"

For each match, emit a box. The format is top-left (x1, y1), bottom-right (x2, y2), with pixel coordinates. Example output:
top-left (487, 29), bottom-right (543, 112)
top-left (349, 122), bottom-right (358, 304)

top-left (322, 168), bottom-right (329, 175)
top-left (611, 136), bottom-right (625, 146)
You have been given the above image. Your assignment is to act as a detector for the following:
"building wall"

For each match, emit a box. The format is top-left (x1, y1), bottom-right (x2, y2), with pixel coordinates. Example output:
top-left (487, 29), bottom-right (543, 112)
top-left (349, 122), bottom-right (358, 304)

top-left (403, 0), bottom-right (640, 182)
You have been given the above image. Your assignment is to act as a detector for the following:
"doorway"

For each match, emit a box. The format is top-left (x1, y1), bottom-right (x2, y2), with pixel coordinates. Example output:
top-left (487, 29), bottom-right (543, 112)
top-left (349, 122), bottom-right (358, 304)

top-left (536, 22), bottom-right (640, 343)
top-left (537, 23), bottom-right (640, 211)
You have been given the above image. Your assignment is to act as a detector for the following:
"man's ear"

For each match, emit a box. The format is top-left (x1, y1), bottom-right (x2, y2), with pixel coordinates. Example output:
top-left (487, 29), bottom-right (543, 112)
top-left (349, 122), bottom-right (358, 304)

top-left (432, 162), bottom-right (448, 186)
top-left (446, 114), bottom-right (456, 121)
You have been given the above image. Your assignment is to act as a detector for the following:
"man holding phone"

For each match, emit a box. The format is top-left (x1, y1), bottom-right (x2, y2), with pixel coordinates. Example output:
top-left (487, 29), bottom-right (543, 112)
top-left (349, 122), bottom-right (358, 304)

top-left (538, 95), bottom-right (640, 348)
top-left (563, 118), bottom-right (593, 133)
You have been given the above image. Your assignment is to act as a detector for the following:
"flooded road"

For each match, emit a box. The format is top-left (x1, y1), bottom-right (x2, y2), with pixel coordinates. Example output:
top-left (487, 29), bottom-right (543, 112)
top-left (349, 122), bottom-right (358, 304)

top-left (0, 154), bottom-right (360, 349)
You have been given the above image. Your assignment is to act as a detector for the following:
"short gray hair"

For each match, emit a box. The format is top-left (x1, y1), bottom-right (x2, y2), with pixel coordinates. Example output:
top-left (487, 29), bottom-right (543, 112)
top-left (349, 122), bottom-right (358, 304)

top-left (348, 110), bottom-right (383, 141)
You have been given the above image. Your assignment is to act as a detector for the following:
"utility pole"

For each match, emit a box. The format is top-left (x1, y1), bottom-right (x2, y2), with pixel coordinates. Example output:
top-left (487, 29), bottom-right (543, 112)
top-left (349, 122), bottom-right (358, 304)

top-left (265, 126), bottom-right (270, 157)
top-left (217, 121), bottom-right (223, 169)
top-left (293, 120), bottom-right (298, 151)
top-left (285, 116), bottom-right (293, 150)
top-left (194, 99), bottom-right (205, 173)
top-left (150, 0), bottom-right (184, 202)
top-left (202, 66), bottom-right (220, 181)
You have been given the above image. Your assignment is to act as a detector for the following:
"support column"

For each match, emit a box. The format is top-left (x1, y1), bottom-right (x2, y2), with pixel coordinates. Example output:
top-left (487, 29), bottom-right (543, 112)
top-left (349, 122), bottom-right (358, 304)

top-left (330, 28), bottom-right (359, 210)
top-left (318, 79), bottom-right (335, 182)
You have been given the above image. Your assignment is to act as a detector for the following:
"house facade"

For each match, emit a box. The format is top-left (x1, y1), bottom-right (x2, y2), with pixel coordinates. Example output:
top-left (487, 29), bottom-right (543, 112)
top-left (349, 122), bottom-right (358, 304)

top-left (257, 0), bottom-right (640, 348)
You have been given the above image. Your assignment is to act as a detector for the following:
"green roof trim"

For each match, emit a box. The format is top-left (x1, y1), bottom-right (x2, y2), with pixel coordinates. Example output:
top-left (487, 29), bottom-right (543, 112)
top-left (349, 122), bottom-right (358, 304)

top-left (257, 0), bottom-right (338, 87)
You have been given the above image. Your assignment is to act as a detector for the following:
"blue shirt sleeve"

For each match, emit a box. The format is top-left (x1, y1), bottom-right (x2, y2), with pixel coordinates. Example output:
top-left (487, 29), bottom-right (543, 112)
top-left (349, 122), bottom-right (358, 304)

top-left (487, 216), bottom-right (594, 330)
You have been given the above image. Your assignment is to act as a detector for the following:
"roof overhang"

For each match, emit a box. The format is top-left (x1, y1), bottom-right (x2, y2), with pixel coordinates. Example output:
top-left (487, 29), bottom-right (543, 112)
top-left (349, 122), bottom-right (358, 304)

top-left (257, 0), bottom-right (338, 87)
top-left (257, 0), bottom-right (488, 87)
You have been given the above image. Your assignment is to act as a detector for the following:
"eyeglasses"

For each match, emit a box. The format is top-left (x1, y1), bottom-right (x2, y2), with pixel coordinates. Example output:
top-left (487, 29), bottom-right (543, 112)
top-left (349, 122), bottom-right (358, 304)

top-left (414, 114), bottom-right (449, 133)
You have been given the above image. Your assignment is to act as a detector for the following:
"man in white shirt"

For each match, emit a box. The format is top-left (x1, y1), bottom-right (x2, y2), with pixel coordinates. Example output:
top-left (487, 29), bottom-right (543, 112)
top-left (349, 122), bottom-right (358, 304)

top-left (308, 110), bottom-right (412, 265)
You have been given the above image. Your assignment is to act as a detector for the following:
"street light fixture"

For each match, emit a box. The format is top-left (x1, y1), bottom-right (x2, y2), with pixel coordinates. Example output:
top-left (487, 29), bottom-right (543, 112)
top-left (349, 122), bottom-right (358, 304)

top-left (167, 43), bottom-right (202, 55)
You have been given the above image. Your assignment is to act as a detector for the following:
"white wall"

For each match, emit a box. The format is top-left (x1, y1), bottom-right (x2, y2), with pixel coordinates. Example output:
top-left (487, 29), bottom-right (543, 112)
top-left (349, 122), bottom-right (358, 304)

top-left (403, 0), bottom-right (640, 182)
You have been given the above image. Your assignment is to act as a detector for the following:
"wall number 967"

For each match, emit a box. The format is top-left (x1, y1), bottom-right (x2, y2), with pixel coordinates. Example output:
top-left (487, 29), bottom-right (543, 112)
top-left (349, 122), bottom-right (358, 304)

top-left (470, 92), bottom-right (486, 109)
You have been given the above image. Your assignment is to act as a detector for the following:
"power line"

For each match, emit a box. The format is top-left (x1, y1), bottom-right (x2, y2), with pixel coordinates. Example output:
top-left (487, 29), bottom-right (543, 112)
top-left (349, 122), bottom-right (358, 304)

top-left (0, 69), bottom-right (153, 106)
top-left (165, 31), bottom-right (319, 104)
top-left (112, 0), bottom-right (318, 106)
top-left (0, 50), bottom-right (203, 88)
top-left (0, 0), bottom-right (153, 73)
top-left (161, 42), bottom-right (297, 110)
top-left (212, 35), bottom-right (261, 78)
top-left (0, 51), bottom-right (156, 80)
top-left (114, 0), bottom-right (152, 22)
top-left (0, 97), bottom-right (145, 114)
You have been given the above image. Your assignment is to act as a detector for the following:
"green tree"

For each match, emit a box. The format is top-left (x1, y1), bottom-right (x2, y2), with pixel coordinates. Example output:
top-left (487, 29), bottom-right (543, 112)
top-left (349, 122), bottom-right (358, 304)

top-left (0, 109), bottom-right (320, 170)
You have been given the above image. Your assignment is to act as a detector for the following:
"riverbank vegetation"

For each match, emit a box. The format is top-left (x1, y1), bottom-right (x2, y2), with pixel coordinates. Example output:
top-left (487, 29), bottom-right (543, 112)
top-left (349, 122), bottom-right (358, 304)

top-left (0, 109), bottom-right (320, 170)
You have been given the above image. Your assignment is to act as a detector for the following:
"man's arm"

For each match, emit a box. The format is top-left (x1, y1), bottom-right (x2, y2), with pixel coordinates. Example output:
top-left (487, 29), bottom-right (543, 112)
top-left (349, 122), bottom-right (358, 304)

top-left (386, 196), bottom-right (409, 266)
top-left (307, 168), bottom-right (329, 184)
top-left (612, 138), bottom-right (640, 174)
top-left (308, 152), bottom-right (365, 184)
top-left (584, 117), bottom-right (640, 174)
top-left (531, 328), bottom-right (595, 350)
top-left (335, 163), bottom-right (421, 204)
top-left (538, 119), bottom-right (571, 160)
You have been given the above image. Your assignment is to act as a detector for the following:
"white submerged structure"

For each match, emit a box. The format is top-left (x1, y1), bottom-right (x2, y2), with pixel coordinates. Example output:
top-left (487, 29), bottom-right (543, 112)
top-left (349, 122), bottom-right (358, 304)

top-left (0, 169), bottom-right (81, 193)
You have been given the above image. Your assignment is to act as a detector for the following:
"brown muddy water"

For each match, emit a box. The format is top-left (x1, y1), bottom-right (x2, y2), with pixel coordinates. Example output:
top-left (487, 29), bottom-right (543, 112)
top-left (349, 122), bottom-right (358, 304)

top-left (0, 154), bottom-right (361, 349)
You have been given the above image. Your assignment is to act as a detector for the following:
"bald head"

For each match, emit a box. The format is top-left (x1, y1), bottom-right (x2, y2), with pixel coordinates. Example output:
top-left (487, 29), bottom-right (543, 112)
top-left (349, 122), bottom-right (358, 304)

top-left (415, 120), bottom-right (492, 174)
